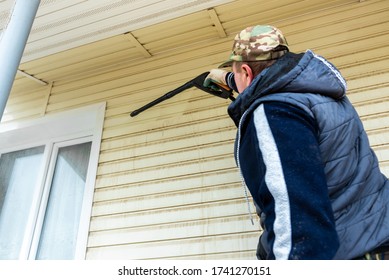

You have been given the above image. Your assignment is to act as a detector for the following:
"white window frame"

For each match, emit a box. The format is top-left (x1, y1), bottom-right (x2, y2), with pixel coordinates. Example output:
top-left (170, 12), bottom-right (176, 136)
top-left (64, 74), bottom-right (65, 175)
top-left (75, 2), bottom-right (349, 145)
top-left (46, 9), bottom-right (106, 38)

top-left (0, 102), bottom-right (105, 259)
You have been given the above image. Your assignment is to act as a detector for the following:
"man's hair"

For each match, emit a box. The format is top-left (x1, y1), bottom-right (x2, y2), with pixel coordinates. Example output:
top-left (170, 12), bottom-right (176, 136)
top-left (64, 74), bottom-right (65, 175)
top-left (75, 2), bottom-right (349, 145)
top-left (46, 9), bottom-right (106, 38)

top-left (234, 60), bottom-right (276, 77)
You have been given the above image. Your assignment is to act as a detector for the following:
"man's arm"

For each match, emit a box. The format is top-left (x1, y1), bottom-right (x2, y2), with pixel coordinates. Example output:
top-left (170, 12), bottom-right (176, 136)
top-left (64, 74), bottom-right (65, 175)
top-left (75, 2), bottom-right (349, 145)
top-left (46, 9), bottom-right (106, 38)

top-left (240, 101), bottom-right (339, 259)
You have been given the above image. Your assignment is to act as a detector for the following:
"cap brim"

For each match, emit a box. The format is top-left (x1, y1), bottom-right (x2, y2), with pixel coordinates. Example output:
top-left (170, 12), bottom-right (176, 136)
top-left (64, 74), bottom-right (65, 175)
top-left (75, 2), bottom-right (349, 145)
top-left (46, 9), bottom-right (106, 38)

top-left (218, 60), bottom-right (233, 68)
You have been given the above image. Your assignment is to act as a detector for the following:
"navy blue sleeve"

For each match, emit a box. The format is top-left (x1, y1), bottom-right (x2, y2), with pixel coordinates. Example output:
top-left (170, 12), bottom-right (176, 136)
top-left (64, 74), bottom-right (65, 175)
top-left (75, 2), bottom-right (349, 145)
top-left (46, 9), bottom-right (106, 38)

top-left (225, 72), bottom-right (238, 93)
top-left (240, 101), bottom-right (339, 259)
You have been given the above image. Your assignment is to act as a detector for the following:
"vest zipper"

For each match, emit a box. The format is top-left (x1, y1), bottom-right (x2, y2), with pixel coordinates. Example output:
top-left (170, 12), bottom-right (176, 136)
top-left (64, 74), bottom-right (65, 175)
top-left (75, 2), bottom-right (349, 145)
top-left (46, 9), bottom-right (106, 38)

top-left (236, 110), bottom-right (255, 225)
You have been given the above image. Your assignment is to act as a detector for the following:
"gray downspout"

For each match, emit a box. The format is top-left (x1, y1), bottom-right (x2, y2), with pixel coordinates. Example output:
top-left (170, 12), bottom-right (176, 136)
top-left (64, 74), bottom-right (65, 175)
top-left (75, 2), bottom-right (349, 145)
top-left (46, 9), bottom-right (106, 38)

top-left (0, 0), bottom-right (41, 122)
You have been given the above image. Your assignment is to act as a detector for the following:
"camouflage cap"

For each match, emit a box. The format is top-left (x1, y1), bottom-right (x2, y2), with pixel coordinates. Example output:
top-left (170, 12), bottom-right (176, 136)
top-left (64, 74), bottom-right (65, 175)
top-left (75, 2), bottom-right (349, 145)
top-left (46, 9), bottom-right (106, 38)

top-left (219, 25), bottom-right (289, 68)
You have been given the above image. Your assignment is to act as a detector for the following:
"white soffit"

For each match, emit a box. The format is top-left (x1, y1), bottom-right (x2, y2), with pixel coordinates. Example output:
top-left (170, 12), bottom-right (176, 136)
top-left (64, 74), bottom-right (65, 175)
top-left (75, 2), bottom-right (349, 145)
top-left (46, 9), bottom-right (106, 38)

top-left (0, 0), bottom-right (234, 63)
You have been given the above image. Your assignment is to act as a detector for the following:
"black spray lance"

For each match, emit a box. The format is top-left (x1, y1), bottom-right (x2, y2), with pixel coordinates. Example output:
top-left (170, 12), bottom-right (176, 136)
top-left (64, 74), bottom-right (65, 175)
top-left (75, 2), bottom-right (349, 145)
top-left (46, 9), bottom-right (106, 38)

top-left (130, 72), bottom-right (235, 117)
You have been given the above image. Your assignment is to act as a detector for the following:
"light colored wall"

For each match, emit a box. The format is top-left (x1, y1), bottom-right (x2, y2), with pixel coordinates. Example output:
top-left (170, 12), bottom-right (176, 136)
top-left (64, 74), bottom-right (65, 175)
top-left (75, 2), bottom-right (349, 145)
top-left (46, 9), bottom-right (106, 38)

top-left (3, 0), bottom-right (389, 259)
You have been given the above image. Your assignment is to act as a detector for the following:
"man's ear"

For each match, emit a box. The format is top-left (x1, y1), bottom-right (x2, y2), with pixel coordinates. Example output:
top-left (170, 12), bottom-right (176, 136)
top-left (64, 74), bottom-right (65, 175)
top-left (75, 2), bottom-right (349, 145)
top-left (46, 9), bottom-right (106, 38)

top-left (241, 64), bottom-right (254, 86)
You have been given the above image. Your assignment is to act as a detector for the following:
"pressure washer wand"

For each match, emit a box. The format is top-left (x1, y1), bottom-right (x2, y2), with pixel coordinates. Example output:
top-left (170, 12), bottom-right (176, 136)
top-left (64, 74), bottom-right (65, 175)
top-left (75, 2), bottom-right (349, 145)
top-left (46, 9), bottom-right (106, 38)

top-left (130, 72), bottom-right (234, 117)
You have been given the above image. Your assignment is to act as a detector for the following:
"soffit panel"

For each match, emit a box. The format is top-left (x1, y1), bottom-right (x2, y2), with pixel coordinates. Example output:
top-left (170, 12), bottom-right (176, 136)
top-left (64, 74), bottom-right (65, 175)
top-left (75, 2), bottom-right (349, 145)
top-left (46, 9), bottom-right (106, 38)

top-left (8, 0), bottom-right (365, 89)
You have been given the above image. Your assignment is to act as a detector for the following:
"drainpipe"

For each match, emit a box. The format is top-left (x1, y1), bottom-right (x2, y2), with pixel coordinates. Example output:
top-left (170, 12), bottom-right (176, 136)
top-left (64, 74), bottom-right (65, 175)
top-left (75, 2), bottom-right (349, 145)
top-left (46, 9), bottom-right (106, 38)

top-left (0, 0), bottom-right (41, 121)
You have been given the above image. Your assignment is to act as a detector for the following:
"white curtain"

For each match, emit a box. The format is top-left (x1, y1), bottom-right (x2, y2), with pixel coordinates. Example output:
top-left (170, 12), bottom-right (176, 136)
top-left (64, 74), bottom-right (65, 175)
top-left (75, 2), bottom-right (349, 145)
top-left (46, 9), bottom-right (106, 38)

top-left (0, 146), bottom-right (45, 259)
top-left (35, 142), bottom-right (91, 260)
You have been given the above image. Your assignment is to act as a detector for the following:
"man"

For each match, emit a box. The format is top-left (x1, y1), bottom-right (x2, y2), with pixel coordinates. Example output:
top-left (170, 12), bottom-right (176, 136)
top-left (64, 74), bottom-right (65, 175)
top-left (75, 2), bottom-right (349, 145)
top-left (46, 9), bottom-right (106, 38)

top-left (203, 25), bottom-right (389, 259)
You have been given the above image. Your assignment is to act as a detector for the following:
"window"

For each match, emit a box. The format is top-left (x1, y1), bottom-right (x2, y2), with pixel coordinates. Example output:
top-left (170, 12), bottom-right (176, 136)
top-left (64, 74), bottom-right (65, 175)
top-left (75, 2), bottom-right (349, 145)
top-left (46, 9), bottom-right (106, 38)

top-left (0, 103), bottom-right (105, 259)
top-left (0, 146), bottom-right (45, 259)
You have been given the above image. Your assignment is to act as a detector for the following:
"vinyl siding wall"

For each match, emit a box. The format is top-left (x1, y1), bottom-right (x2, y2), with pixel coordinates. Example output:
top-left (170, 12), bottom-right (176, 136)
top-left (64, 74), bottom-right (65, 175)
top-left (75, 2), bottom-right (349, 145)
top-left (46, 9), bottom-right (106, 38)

top-left (3, 0), bottom-right (389, 259)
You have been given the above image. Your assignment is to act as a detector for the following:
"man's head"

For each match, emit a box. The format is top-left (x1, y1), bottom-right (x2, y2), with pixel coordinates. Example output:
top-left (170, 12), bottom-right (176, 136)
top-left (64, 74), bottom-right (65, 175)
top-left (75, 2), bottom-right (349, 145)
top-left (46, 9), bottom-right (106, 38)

top-left (220, 25), bottom-right (289, 92)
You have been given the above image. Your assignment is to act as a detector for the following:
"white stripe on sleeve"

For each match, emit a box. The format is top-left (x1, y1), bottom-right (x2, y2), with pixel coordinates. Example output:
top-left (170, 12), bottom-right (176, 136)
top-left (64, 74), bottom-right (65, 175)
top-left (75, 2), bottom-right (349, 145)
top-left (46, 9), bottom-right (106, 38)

top-left (253, 104), bottom-right (292, 260)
